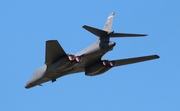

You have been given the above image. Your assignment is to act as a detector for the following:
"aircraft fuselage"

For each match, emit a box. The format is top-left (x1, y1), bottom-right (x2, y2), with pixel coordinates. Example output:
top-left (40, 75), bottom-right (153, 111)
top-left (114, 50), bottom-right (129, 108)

top-left (25, 12), bottom-right (159, 89)
top-left (25, 40), bottom-right (116, 88)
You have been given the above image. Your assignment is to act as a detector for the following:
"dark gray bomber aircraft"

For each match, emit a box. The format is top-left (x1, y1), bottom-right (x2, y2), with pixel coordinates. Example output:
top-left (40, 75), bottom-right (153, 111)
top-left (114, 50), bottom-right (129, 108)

top-left (25, 12), bottom-right (159, 89)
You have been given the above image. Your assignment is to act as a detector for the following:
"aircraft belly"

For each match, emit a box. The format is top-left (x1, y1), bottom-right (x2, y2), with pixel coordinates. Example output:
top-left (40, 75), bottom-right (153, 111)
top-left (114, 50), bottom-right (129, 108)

top-left (67, 52), bottom-right (106, 74)
top-left (36, 44), bottom-right (114, 85)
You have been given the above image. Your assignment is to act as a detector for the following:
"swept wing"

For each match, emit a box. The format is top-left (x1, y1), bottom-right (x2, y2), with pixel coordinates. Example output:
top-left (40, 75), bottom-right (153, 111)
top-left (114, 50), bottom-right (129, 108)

top-left (113, 55), bottom-right (159, 67)
top-left (45, 40), bottom-right (67, 64)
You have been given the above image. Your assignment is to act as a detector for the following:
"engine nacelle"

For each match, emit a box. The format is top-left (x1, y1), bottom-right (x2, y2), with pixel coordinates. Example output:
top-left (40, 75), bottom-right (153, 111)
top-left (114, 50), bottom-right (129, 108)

top-left (52, 54), bottom-right (82, 70)
top-left (68, 54), bottom-right (82, 63)
top-left (85, 60), bottom-right (115, 76)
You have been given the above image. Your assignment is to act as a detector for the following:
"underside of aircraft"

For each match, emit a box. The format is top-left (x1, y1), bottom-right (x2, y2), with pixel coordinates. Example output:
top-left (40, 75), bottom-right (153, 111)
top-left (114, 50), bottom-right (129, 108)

top-left (25, 12), bottom-right (159, 89)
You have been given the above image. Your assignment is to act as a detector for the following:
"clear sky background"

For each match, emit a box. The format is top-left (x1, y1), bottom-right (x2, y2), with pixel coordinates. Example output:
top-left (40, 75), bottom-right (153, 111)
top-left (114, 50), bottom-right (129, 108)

top-left (0, 0), bottom-right (179, 111)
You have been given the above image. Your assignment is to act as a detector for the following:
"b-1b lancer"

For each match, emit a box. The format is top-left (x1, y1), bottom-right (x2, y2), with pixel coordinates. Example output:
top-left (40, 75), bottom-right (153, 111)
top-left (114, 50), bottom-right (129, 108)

top-left (25, 12), bottom-right (159, 89)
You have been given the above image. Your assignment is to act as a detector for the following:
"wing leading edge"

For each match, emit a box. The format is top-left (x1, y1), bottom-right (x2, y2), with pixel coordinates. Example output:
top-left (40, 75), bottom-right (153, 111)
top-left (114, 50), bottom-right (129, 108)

top-left (113, 55), bottom-right (159, 67)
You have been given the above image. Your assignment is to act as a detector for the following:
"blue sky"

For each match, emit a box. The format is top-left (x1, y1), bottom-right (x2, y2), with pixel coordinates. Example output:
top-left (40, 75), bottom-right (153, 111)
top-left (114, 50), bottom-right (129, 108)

top-left (0, 0), bottom-right (179, 111)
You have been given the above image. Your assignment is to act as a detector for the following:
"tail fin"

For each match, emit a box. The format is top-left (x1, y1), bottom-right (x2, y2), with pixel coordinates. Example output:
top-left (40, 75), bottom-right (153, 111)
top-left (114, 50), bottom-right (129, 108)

top-left (83, 12), bottom-right (147, 38)
top-left (103, 12), bottom-right (115, 32)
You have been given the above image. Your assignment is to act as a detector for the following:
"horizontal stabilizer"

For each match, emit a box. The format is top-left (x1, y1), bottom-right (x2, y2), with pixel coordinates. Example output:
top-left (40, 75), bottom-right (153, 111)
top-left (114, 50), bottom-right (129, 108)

top-left (113, 55), bottom-right (159, 66)
top-left (83, 25), bottom-right (147, 38)
top-left (110, 33), bottom-right (147, 37)
top-left (45, 40), bottom-right (67, 64)
top-left (83, 12), bottom-right (147, 38)
top-left (83, 25), bottom-right (109, 37)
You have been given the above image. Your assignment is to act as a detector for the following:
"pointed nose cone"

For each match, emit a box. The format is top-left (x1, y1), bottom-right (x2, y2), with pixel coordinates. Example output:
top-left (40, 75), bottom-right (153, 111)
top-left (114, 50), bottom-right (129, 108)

top-left (25, 83), bottom-right (30, 89)
top-left (25, 82), bottom-right (32, 89)
top-left (25, 86), bottom-right (28, 89)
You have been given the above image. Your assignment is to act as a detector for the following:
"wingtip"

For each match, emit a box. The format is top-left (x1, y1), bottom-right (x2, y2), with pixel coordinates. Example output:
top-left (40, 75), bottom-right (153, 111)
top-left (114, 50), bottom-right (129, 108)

top-left (155, 55), bottom-right (160, 59)
top-left (133, 34), bottom-right (148, 36)
top-left (140, 34), bottom-right (148, 36)
top-left (82, 25), bottom-right (87, 28)
top-left (152, 55), bottom-right (160, 59)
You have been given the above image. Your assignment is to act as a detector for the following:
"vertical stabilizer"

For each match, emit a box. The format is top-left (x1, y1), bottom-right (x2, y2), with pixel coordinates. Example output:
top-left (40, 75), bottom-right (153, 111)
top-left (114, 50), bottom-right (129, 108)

top-left (103, 12), bottom-right (115, 32)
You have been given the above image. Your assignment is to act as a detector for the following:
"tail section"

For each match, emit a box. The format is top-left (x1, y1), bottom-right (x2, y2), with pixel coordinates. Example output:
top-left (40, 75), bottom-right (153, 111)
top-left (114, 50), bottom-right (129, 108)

top-left (103, 12), bottom-right (115, 32)
top-left (83, 12), bottom-right (147, 38)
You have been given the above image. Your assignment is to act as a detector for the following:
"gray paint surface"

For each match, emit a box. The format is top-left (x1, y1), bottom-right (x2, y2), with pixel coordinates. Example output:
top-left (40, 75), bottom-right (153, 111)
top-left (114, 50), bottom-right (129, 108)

top-left (25, 12), bottom-right (159, 89)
